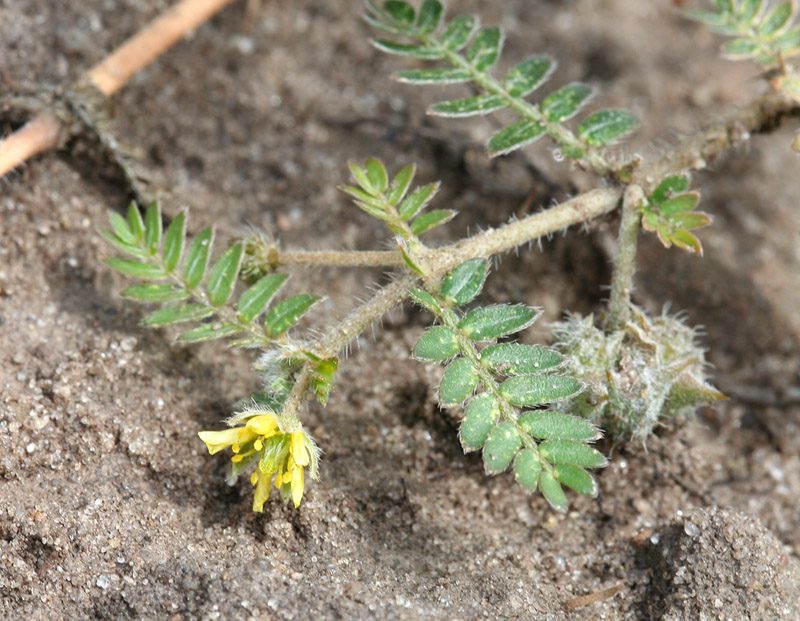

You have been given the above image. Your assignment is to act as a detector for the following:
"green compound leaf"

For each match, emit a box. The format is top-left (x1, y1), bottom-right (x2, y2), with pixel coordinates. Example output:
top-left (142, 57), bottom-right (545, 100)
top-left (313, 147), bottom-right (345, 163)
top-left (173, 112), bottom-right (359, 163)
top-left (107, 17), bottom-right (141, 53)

top-left (399, 182), bottom-right (440, 220)
top-left (416, 0), bottom-right (444, 34)
top-left (365, 158), bottom-right (389, 194)
top-left (519, 411), bottom-right (601, 443)
top-left (539, 471), bottom-right (568, 513)
top-left (100, 229), bottom-right (149, 260)
top-left (127, 202), bottom-right (145, 242)
top-left (503, 55), bottom-right (555, 98)
top-left (459, 393), bottom-right (500, 451)
top-left (514, 448), bottom-right (543, 492)
top-left (237, 273), bottom-right (289, 324)
top-left (685, 9), bottom-right (738, 35)
top-left (721, 37), bottom-right (760, 58)
top-left (458, 305), bottom-right (541, 341)
top-left (771, 74), bottom-right (800, 101)
top-left (482, 422), bottom-right (522, 474)
top-left (409, 287), bottom-right (442, 314)
top-left (177, 323), bottom-right (242, 343)
top-left (553, 463), bottom-right (598, 497)
top-left (488, 121), bottom-right (546, 157)
top-left (499, 375), bottom-right (583, 407)
top-left (758, 1), bottom-right (794, 39)
top-left (348, 161), bottom-right (377, 195)
top-left (439, 357), bottom-right (480, 406)
top-left (429, 94), bottom-right (506, 118)
top-left (466, 26), bottom-right (503, 71)
top-left (440, 14), bottom-right (479, 51)
top-left (383, 0), bottom-right (415, 26)
top-left (670, 229), bottom-right (704, 255)
top-left (480, 343), bottom-right (564, 375)
top-left (162, 211), bottom-right (186, 273)
top-left (264, 294), bottom-right (320, 338)
top-left (650, 173), bottom-right (690, 204)
top-left (105, 257), bottom-right (166, 281)
top-left (206, 244), bottom-right (244, 307)
top-left (441, 258), bottom-right (488, 305)
top-left (371, 39), bottom-right (444, 59)
top-left (394, 67), bottom-right (473, 84)
top-left (411, 209), bottom-right (456, 236)
top-left (144, 202), bottom-right (162, 256)
top-left (109, 210), bottom-right (136, 245)
top-left (386, 164), bottom-right (416, 205)
top-left (541, 82), bottom-right (593, 122)
top-left (659, 192), bottom-right (700, 216)
top-left (121, 284), bottom-right (190, 303)
top-left (414, 326), bottom-right (461, 361)
top-left (143, 303), bottom-right (215, 327)
top-left (777, 26), bottom-right (800, 55)
top-left (183, 227), bottom-right (214, 289)
top-left (538, 439), bottom-right (607, 469)
top-left (578, 109), bottom-right (639, 146)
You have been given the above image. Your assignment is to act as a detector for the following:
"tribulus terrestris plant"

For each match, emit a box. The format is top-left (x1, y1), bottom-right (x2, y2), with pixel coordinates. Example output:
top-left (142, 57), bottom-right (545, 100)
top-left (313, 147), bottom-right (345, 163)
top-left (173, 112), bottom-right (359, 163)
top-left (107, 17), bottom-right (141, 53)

top-left (102, 0), bottom-right (798, 512)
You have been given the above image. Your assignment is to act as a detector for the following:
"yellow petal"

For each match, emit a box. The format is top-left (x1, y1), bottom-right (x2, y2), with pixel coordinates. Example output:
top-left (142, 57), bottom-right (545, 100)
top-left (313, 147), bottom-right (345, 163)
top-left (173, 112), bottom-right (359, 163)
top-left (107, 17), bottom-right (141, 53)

top-left (250, 471), bottom-right (258, 486)
top-left (197, 427), bottom-right (255, 455)
top-left (291, 432), bottom-right (310, 466)
top-left (291, 465), bottom-right (305, 508)
top-left (253, 472), bottom-right (271, 512)
top-left (246, 415), bottom-right (279, 436)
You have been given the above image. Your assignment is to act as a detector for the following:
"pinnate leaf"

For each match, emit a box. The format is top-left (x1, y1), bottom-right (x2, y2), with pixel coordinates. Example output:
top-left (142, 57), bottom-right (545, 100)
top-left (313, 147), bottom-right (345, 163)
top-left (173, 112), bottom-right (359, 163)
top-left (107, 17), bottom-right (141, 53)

top-left (386, 164), bottom-right (416, 206)
top-left (441, 258), bottom-right (487, 305)
top-left (439, 357), bottom-right (479, 406)
top-left (499, 375), bottom-right (583, 407)
top-left (671, 212), bottom-right (712, 230)
top-left (394, 68), bottom-right (472, 84)
top-left (721, 37), bottom-right (760, 58)
top-left (105, 257), bottom-right (166, 281)
top-left (659, 192), bottom-right (699, 216)
top-left (144, 202), bottom-right (162, 256)
top-left (481, 343), bottom-right (564, 375)
top-left (541, 83), bottom-right (592, 122)
top-left (371, 40), bottom-right (444, 59)
top-left (162, 211), bottom-right (186, 272)
top-left (466, 26), bottom-right (503, 71)
top-left (411, 209), bottom-right (456, 236)
top-left (178, 323), bottom-right (242, 343)
top-left (206, 244), bottom-right (243, 307)
top-left (514, 448), bottom-right (543, 492)
top-left (650, 173), bottom-right (690, 204)
top-left (429, 94), bottom-right (506, 118)
top-left (365, 158), bottom-right (388, 194)
top-left (738, 0), bottom-right (764, 24)
top-left (237, 273), bottom-right (288, 324)
top-left (399, 182), bottom-right (439, 220)
top-left (758, 1), bottom-right (793, 38)
top-left (458, 305), bottom-right (540, 341)
top-left (109, 211), bottom-right (136, 244)
top-left (519, 411), bottom-right (600, 443)
top-left (539, 471), bottom-right (568, 512)
top-left (127, 202), bottom-right (145, 242)
top-left (264, 294), bottom-right (320, 338)
top-left (440, 14), bottom-right (479, 50)
top-left (553, 463), bottom-right (597, 497)
top-left (482, 422), bottom-right (521, 474)
top-left (503, 55), bottom-right (555, 97)
top-left (143, 303), bottom-right (215, 327)
top-left (488, 121), bottom-right (545, 157)
top-left (416, 0), bottom-right (443, 33)
top-left (578, 109), bottom-right (639, 146)
top-left (414, 326), bottom-right (460, 361)
top-left (538, 439), bottom-right (607, 468)
top-left (383, 0), bottom-right (415, 26)
top-left (459, 393), bottom-right (499, 451)
top-left (183, 227), bottom-right (214, 289)
top-left (101, 229), bottom-right (148, 260)
top-left (121, 284), bottom-right (190, 303)
top-left (409, 287), bottom-right (442, 313)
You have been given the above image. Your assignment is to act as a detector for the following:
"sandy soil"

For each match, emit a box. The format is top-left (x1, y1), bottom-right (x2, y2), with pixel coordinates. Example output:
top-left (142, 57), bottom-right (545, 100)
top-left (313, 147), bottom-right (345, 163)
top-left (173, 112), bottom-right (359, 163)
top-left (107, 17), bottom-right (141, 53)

top-left (1, 0), bottom-right (799, 618)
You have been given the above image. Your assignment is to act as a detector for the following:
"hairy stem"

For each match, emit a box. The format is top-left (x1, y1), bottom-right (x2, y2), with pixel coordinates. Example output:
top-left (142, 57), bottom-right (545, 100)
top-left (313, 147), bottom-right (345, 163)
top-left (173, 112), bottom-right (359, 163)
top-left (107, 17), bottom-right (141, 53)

top-left (276, 249), bottom-right (404, 268)
top-left (605, 185), bottom-right (644, 334)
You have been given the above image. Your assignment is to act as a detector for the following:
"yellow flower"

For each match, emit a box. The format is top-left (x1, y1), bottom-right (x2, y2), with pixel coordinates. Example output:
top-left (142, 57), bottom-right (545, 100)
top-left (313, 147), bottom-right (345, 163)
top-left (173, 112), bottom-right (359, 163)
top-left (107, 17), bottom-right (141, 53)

top-left (197, 426), bottom-right (257, 455)
top-left (252, 470), bottom-right (271, 513)
top-left (246, 414), bottom-right (280, 437)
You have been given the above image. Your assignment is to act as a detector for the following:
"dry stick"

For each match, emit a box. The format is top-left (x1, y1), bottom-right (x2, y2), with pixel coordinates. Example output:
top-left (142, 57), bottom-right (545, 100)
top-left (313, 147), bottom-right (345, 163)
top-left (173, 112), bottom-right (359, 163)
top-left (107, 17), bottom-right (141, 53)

top-left (0, 0), bottom-right (238, 178)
